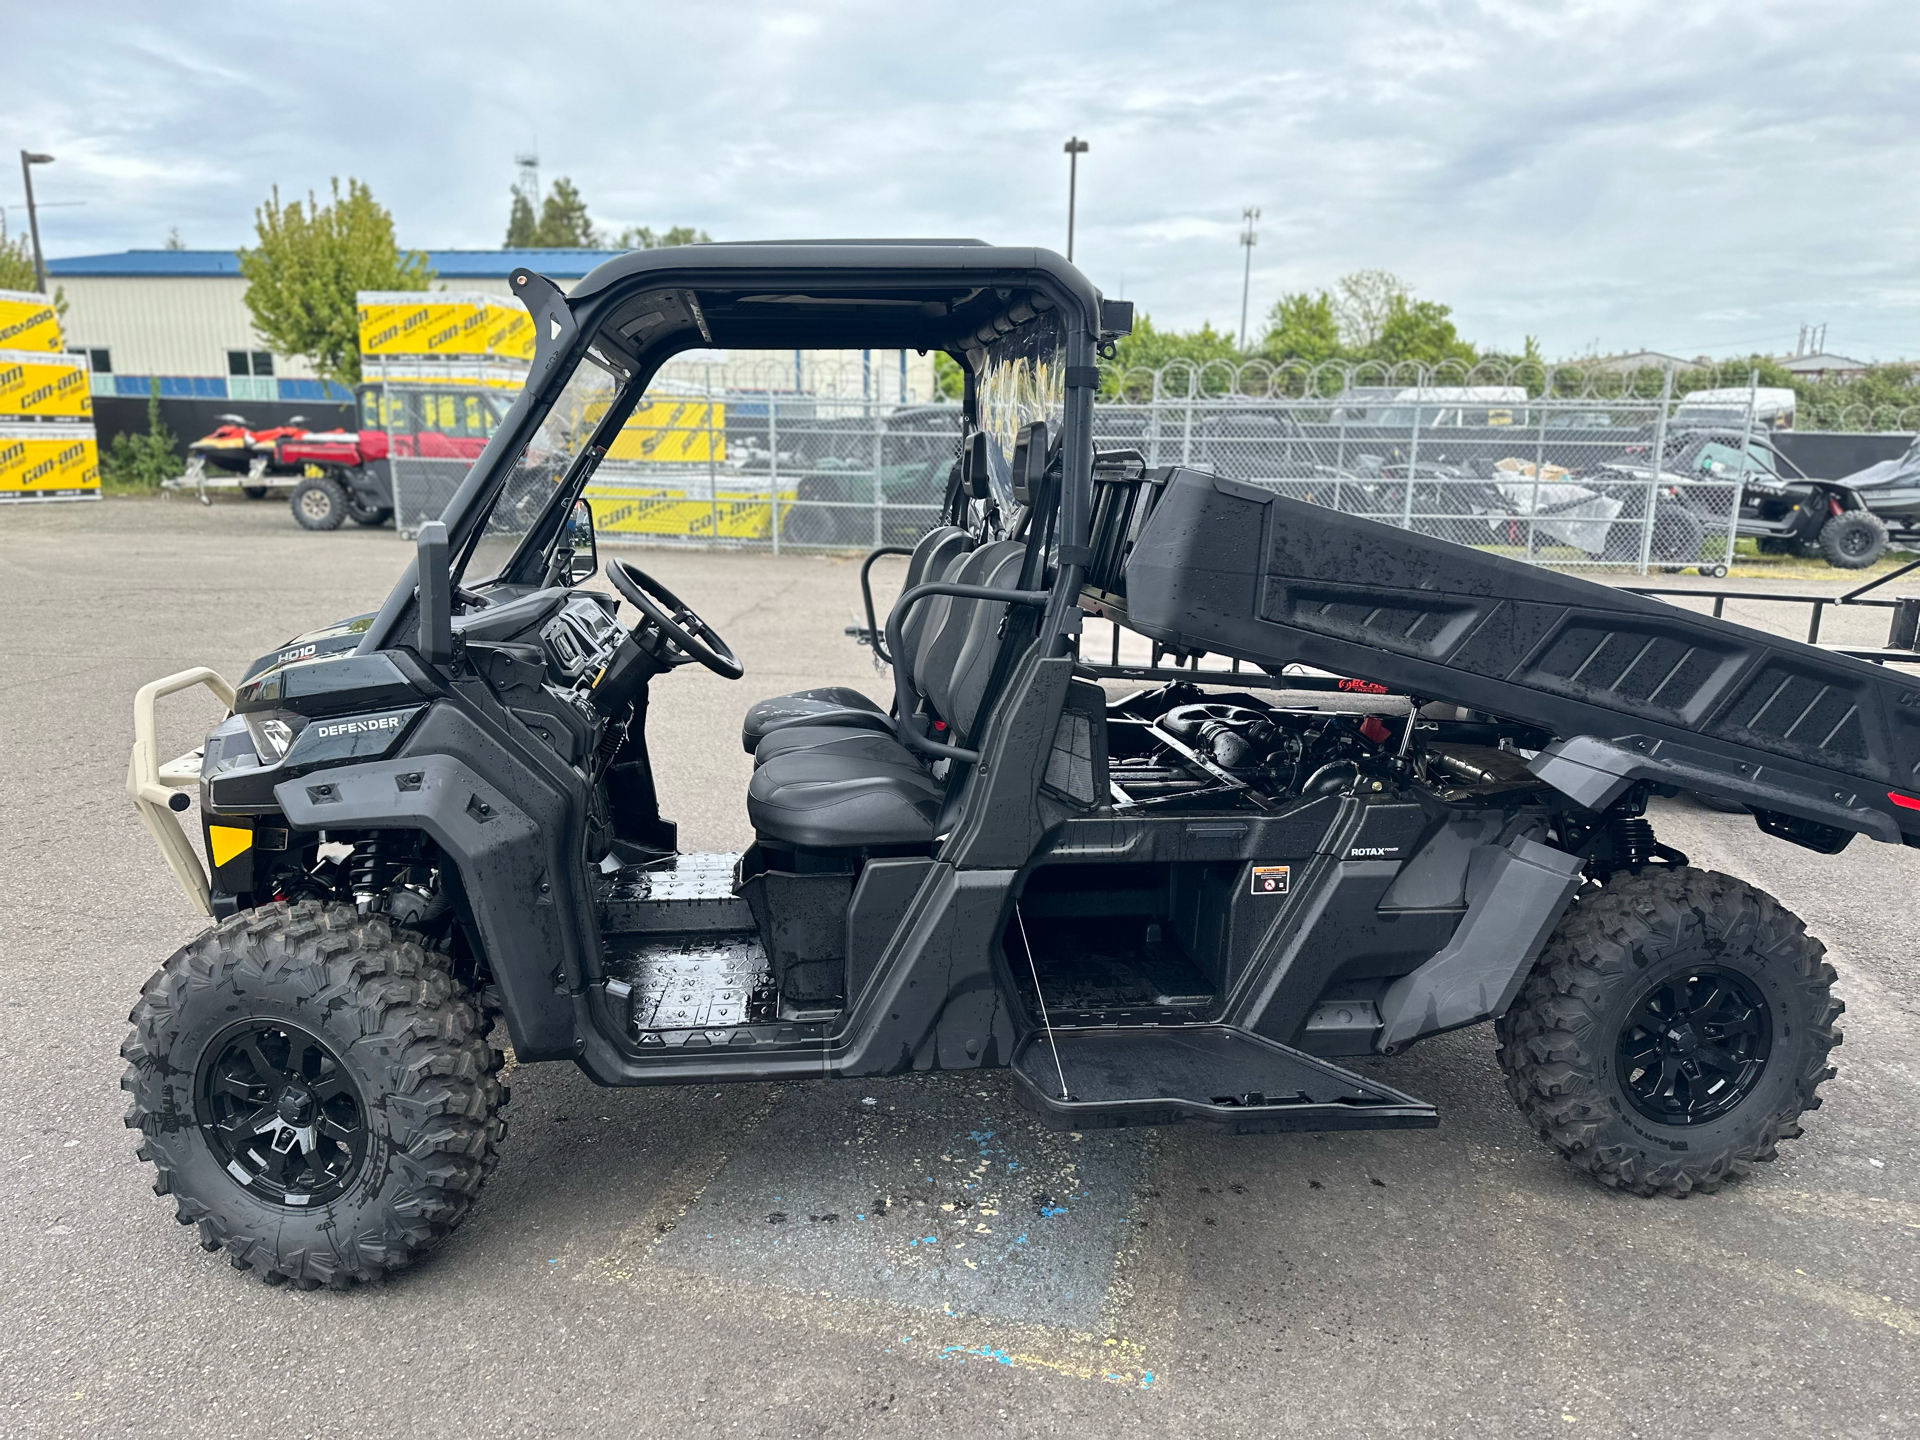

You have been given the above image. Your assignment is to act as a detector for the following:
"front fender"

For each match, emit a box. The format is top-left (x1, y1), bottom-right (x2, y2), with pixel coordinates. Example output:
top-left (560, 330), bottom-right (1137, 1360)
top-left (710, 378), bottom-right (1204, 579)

top-left (273, 703), bottom-right (587, 1060)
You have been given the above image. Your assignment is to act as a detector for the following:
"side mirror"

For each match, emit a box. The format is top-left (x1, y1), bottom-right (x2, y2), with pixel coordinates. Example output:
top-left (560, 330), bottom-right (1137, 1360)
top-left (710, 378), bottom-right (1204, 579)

top-left (565, 499), bottom-right (598, 583)
top-left (416, 520), bottom-right (453, 666)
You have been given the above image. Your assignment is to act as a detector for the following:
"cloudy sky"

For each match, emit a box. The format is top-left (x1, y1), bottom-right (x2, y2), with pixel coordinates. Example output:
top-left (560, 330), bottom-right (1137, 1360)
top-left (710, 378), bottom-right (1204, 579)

top-left (6, 0), bottom-right (1915, 359)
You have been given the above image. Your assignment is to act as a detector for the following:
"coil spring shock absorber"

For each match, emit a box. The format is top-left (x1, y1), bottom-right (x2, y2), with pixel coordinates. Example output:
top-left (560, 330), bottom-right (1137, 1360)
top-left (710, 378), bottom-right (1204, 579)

top-left (348, 832), bottom-right (414, 907)
top-left (1608, 814), bottom-right (1657, 871)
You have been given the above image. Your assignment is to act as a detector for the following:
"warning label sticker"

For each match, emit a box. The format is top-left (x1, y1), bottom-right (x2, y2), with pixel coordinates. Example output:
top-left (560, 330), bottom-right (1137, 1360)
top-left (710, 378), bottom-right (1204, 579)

top-left (1250, 865), bottom-right (1290, 895)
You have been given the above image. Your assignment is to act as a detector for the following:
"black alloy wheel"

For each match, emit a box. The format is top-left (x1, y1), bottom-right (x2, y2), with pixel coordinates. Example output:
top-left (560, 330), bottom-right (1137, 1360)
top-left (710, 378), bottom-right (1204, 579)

top-left (1819, 510), bottom-right (1888, 569)
top-left (197, 1019), bottom-right (369, 1206)
top-left (1496, 866), bottom-right (1841, 1197)
top-left (1615, 967), bottom-right (1772, 1126)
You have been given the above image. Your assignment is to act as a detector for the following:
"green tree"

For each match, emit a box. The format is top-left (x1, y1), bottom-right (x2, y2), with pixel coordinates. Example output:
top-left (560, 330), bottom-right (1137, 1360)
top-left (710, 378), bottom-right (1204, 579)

top-left (933, 351), bottom-right (966, 400)
top-left (0, 216), bottom-right (37, 291)
top-left (1259, 291), bottom-right (1342, 365)
top-left (101, 380), bottom-right (180, 491)
top-left (0, 216), bottom-right (66, 312)
top-left (616, 224), bottom-right (711, 249)
top-left (1106, 314), bottom-right (1242, 371)
top-left (1798, 362), bottom-right (1920, 428)
top-left (1368, 295), bottom-right (1476, 367)
top-left (534, 177), bottom-right (599, 247)
top-left (504, 186), bottom-right (538, 246)
top-left (1333, 269), bottom-right (1412, 350)
top-left (238, 178), bottom-right (433, 386)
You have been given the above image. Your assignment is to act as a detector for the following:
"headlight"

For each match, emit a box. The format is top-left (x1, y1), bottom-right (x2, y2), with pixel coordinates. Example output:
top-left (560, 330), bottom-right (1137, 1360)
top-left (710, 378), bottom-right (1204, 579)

top-left (242, 712), bottom-right (301, 764)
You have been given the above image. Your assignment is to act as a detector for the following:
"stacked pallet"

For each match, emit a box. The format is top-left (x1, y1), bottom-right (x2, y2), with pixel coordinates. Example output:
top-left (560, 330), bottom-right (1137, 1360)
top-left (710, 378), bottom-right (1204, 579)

top-left (0, 288), bottom-right (100, 505)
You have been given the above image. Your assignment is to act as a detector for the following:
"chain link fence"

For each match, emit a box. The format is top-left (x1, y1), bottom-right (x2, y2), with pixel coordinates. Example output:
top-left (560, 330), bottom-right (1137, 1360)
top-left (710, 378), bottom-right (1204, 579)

top-left (583, 355), bottom-right (956, 553)
top-left (381, 355), bottom-right (1785, 573)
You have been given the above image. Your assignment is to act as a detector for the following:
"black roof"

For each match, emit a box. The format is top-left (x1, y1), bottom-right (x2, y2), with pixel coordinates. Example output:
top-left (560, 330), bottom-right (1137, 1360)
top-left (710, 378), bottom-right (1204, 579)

top-left (561, 241), bottom-right (1108, 356)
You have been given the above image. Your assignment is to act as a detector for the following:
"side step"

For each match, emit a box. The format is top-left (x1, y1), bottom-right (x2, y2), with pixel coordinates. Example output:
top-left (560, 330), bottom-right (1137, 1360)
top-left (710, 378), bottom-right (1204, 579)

top-left (1010, 1025), bottom-right (1438, 1134)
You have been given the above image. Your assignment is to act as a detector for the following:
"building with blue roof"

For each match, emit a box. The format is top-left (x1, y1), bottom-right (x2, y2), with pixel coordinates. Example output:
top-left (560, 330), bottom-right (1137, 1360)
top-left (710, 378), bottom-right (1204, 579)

top-left (44, 246), bottom-right (937, 448)
top-left (46, 248), bottom-right (623, 404)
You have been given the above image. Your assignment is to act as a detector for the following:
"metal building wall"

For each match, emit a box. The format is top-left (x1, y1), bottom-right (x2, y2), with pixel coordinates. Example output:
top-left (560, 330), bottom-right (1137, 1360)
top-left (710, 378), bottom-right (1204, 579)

top-left (53, 276), bottom-right (321, 379)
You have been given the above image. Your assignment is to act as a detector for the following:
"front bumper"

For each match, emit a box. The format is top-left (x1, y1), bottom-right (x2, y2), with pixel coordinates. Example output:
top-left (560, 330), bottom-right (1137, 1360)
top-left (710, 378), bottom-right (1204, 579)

top-left (127, 667), bottom-right (235, 917)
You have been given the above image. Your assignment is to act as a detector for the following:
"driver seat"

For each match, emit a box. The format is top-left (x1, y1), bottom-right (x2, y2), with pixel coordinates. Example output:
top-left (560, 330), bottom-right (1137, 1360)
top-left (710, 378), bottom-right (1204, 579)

top-left (744, 539), bottom-right (1027, 850)
top-left (736, 526), bottom-right (974, 754)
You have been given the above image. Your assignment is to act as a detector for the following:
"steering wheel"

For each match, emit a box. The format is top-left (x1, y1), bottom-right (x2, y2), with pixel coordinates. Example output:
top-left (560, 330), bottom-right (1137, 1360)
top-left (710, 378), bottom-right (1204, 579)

top-left (605, 559), bottom-right (744, 680)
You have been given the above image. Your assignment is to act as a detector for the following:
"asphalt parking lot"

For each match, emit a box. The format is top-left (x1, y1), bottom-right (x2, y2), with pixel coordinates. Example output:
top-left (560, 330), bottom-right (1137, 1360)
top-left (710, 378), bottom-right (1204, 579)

top-left (1, 495), bottom-right (1915, 1439)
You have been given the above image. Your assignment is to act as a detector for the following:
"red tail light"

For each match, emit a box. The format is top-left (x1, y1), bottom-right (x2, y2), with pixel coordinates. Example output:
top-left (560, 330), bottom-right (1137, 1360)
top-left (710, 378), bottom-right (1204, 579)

top-left (1889, 791), bottom-right (1920, 811)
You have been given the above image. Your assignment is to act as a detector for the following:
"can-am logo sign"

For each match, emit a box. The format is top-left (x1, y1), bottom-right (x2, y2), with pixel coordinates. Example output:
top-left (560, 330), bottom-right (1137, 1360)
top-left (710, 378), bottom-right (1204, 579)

top-left (314, 715), bottom-right (405, 739)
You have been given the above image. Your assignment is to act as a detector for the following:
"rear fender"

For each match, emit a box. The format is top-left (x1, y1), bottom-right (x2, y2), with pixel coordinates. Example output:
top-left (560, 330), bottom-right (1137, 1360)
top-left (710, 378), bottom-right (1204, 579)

top-left (1529, 733), bottom-right (1902, 844)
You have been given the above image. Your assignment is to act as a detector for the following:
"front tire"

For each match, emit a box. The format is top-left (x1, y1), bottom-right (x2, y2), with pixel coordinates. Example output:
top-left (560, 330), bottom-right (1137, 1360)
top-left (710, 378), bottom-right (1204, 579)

top-left (1495, 867), bottom-right (1841, 1197)
top-left (290, 476), bottom-right (349, 531)
top-left (121, 903), bottom-right (507, 1287)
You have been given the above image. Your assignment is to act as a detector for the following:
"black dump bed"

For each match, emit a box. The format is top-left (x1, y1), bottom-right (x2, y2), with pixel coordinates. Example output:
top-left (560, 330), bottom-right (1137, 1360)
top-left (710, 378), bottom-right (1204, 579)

top-left (1104, 467), bottom-right (1920, 847)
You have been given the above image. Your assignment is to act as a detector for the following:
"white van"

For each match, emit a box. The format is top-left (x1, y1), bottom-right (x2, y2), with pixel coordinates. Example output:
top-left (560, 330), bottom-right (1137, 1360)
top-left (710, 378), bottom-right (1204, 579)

top-left (1674, 387), bottom-right (1797, 430)
top-left (1334, 386), bottom-right (1530, 428)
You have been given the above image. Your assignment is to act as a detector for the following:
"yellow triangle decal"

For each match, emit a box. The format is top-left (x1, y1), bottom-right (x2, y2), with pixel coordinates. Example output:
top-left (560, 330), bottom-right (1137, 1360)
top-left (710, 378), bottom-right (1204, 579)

top-left (207, 824), bottom-right (253, 868)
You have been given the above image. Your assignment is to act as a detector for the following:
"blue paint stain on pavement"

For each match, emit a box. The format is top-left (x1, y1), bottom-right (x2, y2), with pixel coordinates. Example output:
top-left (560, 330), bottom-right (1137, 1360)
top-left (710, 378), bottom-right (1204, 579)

top-left (647, 1071), bottom-right (1144, 1330)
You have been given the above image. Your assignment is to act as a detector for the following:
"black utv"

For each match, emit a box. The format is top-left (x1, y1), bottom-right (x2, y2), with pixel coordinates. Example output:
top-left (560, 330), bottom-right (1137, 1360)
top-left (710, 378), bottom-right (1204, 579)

top-left (1642, 428), bottom-right (1890, 568)
top-left (124, 243), bottom-right (1920, 1289)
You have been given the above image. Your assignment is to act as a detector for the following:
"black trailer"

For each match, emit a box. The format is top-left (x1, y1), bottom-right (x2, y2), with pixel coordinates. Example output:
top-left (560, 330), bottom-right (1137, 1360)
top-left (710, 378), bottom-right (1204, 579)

top-left (122, 241), bottom-right (1917, 1289)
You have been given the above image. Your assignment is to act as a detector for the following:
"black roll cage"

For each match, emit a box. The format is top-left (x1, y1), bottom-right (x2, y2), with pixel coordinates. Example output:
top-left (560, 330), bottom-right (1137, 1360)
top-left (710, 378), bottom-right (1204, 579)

top-left (356, 241), bottom-right (1131, 663)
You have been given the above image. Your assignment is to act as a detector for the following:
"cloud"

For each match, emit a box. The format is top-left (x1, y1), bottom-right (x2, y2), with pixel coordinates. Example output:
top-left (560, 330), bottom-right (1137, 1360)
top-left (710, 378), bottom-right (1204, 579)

top-left (3, 0), bottom-right (1914, 358)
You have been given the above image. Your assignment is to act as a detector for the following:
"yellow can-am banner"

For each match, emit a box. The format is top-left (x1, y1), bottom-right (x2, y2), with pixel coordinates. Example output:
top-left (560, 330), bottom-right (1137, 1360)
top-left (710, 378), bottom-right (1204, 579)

top-left (585, 467), bottom-right (793, 540)
top-left (607, 400), bottom-right (725, 464)
top-left (0, 424), bottom-right (100, 500)
top-left (357, 291), bottom-right (535, 361)
top-left (0, 348), bottom-right (91, 420)
top-left (0, 289), bottom-right (64, 354)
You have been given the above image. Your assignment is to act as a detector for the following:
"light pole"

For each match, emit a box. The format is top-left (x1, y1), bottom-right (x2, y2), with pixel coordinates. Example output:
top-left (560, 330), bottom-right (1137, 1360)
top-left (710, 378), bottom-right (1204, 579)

top-left (19, 151), bottom-right (54, 293)
top-left (1238, 207), bottom-right (1260, 351)
top-left (1063, 136), bottom-right (1088, 262)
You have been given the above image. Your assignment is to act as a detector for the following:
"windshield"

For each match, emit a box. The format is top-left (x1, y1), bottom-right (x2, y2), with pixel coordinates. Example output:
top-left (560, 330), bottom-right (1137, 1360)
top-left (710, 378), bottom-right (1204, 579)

top-left (976, 309), bottom-right (1066, 510)
top-left (1692, 439), bottom-right (1777, 477)
top-left (456, 357), bottom-right (622, 586)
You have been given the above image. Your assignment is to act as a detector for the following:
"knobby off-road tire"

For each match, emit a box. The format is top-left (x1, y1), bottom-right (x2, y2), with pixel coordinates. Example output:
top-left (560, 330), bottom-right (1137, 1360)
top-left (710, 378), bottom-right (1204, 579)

top-left (290, 475), bottom-right (348, 530)
top-left (122, 902), bottom-right (507, 1288)
top-left (1818, 510), bottom-right (1888, 569)
top-left (1495, 866), bottom-right (1841, 1197)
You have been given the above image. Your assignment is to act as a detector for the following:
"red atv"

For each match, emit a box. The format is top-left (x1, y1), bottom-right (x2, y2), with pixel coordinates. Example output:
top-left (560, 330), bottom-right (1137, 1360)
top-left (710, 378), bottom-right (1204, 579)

top-left (275, 384), bottom-right (508, 530)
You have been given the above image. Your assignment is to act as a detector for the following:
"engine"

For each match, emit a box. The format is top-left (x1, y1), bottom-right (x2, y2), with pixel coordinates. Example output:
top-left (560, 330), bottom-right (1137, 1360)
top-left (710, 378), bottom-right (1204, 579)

top-left (1109, 683), bottom-right (1549, 808)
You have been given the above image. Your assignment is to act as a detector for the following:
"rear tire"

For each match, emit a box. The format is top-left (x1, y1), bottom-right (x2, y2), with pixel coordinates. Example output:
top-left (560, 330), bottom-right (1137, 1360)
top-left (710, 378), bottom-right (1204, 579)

top-left (291, 476), bottom-right (349, 531)
top-left (1818, 510), bottom-right (1888, 569)
top-left (1495, 866), bottom-right (1840, 1197)
top-left (242, 485), bottom-right (270, 500)
top-left (121, 902), bottom-right (507, 1287)
top-left (346, 498), bottom-right (392, 527)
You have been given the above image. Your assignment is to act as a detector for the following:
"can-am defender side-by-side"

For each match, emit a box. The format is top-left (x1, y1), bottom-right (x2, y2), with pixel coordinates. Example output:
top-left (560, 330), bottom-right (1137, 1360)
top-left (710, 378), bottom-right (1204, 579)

top-left (123, 243), bottom-right (1919, 1290)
